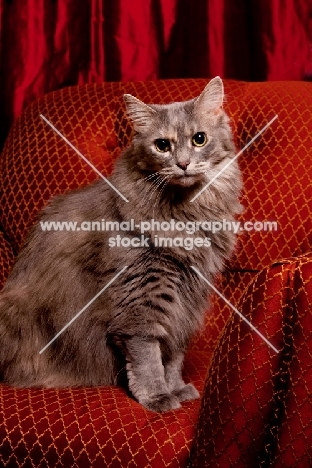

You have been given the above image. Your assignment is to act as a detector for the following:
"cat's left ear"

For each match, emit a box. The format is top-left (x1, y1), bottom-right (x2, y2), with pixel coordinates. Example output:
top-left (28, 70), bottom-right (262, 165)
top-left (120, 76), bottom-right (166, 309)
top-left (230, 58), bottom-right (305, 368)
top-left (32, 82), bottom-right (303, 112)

top-left (124, 94), bottom-right (157, 131)
top-left (194, 76), bottom-right (224, 117)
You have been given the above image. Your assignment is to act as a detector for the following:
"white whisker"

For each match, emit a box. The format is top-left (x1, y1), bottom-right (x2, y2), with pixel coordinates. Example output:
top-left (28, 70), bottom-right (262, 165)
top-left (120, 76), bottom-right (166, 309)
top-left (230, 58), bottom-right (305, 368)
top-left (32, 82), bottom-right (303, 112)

top-left (152, 176), bottom-right (171, 214)
top-left (138, 174), bottom-right (164, 207)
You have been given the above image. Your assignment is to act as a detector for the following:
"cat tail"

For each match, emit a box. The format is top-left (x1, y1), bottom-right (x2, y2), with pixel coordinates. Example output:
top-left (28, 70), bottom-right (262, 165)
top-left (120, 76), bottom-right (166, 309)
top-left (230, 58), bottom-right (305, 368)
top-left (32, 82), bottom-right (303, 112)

top-left (0, 293), bottom-right (40, 386)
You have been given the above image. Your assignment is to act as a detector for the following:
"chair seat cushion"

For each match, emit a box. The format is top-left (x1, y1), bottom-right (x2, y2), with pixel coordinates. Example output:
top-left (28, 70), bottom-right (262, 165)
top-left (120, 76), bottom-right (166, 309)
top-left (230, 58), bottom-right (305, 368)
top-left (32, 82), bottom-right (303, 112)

top-left (0, 350), bottom-right (209, 468)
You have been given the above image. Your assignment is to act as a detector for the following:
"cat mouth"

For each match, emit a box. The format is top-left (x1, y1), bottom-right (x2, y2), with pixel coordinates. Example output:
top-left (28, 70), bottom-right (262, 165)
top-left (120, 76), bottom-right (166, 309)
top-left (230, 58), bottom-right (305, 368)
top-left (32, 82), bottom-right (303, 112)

top-left (170, 172), bottom-right (203, 186)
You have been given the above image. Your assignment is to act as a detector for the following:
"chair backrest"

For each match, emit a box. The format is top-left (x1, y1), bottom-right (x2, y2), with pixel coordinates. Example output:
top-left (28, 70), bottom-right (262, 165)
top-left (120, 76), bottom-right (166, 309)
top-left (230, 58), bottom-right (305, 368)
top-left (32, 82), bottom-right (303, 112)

top-left (1, 79), bottom-right (311, 275)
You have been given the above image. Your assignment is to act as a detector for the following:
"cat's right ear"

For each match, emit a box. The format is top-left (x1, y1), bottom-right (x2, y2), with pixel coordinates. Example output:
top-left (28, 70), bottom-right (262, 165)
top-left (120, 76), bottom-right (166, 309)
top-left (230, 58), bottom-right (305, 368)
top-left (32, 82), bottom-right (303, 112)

top-left (123, 94), bottom-right (156, 132)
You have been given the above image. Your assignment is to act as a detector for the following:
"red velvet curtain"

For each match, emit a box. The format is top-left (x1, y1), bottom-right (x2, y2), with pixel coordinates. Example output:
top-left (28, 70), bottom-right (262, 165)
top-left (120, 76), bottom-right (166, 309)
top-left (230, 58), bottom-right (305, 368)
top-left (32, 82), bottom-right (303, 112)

top-left (0, 0), bottom-right (311, 150)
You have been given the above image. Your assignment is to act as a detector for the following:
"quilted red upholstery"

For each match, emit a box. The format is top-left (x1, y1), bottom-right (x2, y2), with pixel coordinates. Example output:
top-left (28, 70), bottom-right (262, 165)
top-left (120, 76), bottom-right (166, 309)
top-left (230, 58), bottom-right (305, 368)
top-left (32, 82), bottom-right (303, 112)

top-left (191, 254), bottom-right (312, 467)
top-left (0, 79), bottom-right (311, 466)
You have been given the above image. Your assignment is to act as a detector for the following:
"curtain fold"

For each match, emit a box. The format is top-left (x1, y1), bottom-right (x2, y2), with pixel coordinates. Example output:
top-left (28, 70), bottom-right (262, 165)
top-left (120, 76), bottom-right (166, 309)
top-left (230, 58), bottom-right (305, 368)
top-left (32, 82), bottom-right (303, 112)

top-left (0, 0), bottom-right (311, 150)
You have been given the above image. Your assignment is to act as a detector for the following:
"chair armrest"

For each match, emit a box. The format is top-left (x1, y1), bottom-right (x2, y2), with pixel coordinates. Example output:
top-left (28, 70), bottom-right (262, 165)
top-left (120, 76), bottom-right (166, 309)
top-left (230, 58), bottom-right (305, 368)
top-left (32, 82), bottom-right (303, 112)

top-left (190, 253), bottom-right (312, 467)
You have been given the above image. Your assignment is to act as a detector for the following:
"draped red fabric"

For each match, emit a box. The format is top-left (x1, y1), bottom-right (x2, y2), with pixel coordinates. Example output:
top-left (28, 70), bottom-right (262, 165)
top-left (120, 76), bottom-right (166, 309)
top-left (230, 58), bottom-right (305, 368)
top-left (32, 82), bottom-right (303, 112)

top-left (0, 0), bottom-right (311, 150)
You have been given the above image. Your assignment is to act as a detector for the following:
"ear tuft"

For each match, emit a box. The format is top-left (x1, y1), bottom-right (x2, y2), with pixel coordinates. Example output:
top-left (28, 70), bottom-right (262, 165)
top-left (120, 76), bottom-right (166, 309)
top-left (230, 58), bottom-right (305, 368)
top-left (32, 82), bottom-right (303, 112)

top-left (194, 76), bottom-right (224, 116)
top-left (123, 94), bottom-right (156, 131)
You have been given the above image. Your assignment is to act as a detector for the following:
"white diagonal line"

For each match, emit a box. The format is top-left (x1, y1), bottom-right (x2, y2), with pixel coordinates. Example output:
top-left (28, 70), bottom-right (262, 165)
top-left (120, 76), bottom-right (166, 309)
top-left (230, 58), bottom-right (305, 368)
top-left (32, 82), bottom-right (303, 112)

top-left (39, 266), bottom-right (128, 354)
top-left (190, 115), bottom-right (278, 202)
top-left (191, 266), bottom-right (279, 353)
top-left (40, 114), bottom-right (129, 203)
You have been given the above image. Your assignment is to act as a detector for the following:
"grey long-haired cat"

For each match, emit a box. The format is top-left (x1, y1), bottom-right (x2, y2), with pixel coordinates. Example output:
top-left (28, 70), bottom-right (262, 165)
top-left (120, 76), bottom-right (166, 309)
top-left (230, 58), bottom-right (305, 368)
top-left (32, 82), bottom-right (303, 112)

top-left (0, 77), bottom-right (242, 412)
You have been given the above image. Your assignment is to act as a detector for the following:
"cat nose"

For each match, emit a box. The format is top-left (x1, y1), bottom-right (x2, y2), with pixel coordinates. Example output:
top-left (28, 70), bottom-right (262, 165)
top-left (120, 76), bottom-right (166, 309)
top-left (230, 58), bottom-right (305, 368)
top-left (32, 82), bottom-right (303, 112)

top-left (176, 162), bottom-right (190, 171)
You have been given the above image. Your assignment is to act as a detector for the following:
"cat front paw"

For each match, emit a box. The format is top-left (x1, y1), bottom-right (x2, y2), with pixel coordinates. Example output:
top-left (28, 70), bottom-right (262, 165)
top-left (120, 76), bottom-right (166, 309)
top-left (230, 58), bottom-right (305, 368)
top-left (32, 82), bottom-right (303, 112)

top-left (142, 393), bottom-right (181, 412)
top-left (173, 383), bottom-right (200, 402)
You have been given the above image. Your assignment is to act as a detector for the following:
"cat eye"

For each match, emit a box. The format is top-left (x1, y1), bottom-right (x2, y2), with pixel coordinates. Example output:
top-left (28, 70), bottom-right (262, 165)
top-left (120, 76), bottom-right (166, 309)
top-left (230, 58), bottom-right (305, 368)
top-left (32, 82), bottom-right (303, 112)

top-left (192, 132), bottom-right (207, 147)
top-left (154, 139), bottom-right (171, 153)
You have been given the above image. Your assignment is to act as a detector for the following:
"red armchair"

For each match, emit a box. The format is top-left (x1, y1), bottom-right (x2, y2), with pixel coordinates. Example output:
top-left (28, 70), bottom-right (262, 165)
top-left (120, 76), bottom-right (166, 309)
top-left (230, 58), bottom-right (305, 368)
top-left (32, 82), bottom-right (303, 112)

top-left (0, 78), bottom-right (311, 467)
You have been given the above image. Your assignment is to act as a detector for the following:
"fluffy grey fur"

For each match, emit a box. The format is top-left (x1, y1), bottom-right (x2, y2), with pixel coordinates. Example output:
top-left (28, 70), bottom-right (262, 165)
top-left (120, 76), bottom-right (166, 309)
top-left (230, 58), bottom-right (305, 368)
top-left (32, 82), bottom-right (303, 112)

top-left (0, 77), bottom-right (242, 412)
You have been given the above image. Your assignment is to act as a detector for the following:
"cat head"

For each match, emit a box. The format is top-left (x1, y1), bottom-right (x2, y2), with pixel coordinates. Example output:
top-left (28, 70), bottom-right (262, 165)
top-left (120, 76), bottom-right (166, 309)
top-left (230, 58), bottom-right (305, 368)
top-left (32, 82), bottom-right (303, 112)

top-left (123, 77), bottom-right (235, 189)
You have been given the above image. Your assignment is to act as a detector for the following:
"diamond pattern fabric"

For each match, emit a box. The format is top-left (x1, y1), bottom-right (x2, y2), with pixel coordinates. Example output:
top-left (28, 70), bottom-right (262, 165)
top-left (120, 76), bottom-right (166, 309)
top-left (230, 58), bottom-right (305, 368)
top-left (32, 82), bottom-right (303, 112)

top-left (0, 233), bottom-right (15, 290)
top-left (191, 254), bottom-right (312, 467)
top-left (0, 351), bottom-right (208, 468)
top-left (0, 79), bottom-right (311, 466)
